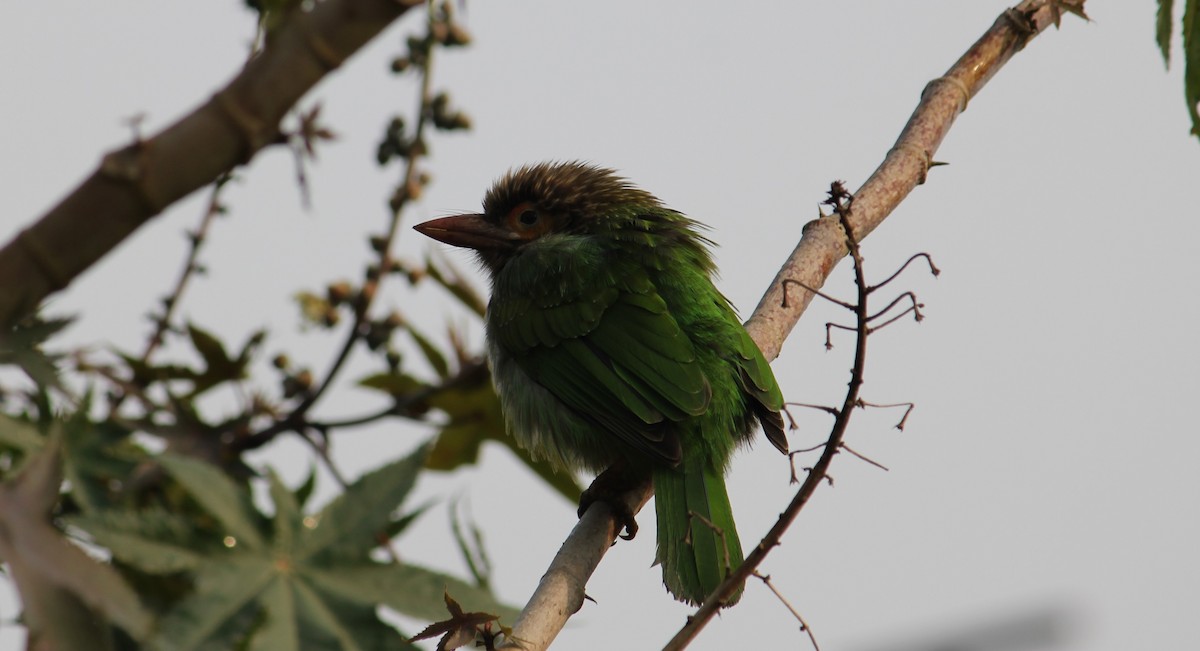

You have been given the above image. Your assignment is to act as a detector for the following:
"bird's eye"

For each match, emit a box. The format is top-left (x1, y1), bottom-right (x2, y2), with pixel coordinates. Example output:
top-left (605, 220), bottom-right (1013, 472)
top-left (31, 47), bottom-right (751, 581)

top-left (505, 202), bottom-right (552, 238)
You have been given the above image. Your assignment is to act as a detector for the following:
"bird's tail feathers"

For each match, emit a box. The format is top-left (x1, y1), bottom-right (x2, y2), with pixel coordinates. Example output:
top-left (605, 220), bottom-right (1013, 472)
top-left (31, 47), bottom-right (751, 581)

top-left (654, 458), bottom-right (744, 606)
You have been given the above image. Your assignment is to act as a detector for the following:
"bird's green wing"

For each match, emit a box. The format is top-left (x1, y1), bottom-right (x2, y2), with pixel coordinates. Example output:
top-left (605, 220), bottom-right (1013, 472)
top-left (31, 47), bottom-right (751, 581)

top-left (490, 267), bottom-right (710, 466)
top-left (729, 327), bottom-right (788, 454)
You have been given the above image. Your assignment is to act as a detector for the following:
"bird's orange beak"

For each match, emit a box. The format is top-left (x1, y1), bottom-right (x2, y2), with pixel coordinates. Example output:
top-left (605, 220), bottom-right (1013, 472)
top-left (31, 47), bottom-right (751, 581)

top-left (413, 214), bottom-right (520, 251)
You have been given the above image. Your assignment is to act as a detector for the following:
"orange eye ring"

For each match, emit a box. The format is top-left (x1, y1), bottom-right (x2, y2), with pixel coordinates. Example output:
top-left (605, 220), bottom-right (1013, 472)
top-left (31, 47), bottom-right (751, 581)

top-left (505, 202), bottom-right (554, 239)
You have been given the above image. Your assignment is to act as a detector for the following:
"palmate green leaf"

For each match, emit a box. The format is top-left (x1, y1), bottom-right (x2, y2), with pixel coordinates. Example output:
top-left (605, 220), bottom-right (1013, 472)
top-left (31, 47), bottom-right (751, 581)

top-left (423, 380), bottom-right (504, 470)
top-left (236, 328), bottom-right (267, 365)
top-left (450, 500), bottom-right (492, 591)
top-left (269, 469), bottom-right (303, 553)
top-left (151, 564), bottom-right (420, 651)
top-left (303, 563), bottom-right (520, 623)
top-left (187, 323), bottom-right (233, 372)
top-left (116, 350), bottom-right (201, 385)
top-left (2, 314), bottom-right (73, 348)
top-left (407, 323), bottom-right (451, 378)
top-left (0, 414), bottom-right (46, 477)
top-left (363, 362), bottom-right (583, 502)
top-left (60, 408), bottom-right (146, 513)
top-left (248, 578), bottom-right (299, 651)
top-left (194, 600), bottom-right (262, 651)
top-left (1184, 0), bottom-right (1200, 138)
top-left (424, 378), bottom-right (583, 502)
top-left (1160, 0), bottom-right (1176, 64)
top-left (384, 501), bottom-right (434, 540)
top-left (294, 462), bottom-right (318, 509)
top-left (296, 441), bottom-right (431, 561)
top-left (4, 392), bottom-right (148, 514)
top-left (496, 435), bottom-right (583, 502)
top-left (357, 371), bottom-right (428, 398)
top-left (186, 323), bottom-right (251, 397)
top-left (148, 554), bottom-right (276, 651)
top-left (293, 585), bottom-right (416, 651)
top-left (0, 414), bottom-right (44, 452)
top-left (134, 450), bottom-right (509, 650)
top-left (159, 454), bottom-right (266, 550)
top-left (293, 579), bottom-right (363, 651)
top-left (0, 432), bottom-right (154, 643)
top-left (0, 314), bottom-right (73, 392)
top-left (65, 508), bottom-right (204, 574)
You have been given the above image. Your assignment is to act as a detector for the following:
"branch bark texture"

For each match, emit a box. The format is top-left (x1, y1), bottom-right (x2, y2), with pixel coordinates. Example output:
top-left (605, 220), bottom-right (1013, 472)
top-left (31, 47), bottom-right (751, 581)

top-left (498, 1), bottom-right (1085, 649)
top-left (499, 482), bottom-right (651, 651)
top-left (0, 0), bottom-right (419, 326)
top-left (746, 1), bottom-right (1082, 360)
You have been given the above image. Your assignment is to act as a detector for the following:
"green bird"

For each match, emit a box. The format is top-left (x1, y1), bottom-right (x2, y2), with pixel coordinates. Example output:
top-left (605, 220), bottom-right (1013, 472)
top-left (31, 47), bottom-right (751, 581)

top-left (414, 162), bottom-right (787, 605)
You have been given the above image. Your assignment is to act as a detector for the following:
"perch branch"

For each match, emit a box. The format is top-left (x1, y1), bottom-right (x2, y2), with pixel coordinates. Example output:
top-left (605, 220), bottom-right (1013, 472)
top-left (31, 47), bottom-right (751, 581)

top-left (744, 0), bottom-right (1083, 360)
top-left (494, 2), bottom-right (1084, 649)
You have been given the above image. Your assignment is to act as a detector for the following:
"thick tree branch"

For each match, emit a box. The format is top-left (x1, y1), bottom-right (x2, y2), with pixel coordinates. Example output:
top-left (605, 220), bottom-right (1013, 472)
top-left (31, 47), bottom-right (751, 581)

top-left (495, 1), bottom-right (1085, 649)
top-left (746, 0), bottom-right (1084, 360)
top-left (0, 0), bottom-right (420, 327)
top-left (498, 482), bottom-right (652, 651)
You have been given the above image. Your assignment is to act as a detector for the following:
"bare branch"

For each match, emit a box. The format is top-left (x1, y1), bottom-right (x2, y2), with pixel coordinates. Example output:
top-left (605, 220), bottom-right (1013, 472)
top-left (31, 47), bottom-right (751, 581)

top-left (781, 278), bottom-right (855, 311)
top-left (868, 252), bottom-right (940, 292)
top-left (869, 303), bottom-right (925, 333)
top-left (0, 0), bottom-right (422, 326)
top-left (865, 292), bottom-right (923, 325)
top-left (140, 175), bottom-right (233, 363)
top-left (784, 403), bottom-right (840, 419)
top-left (840, 444), bottom-right (890, 472)
top-left (752, 572), bottom-right (821, 651)
top-left (495, 480), bottom-right (653, 651)
top-left (856, 399), bottom-right (916, 431)
top-left (744, 0), bottom-right (1082, 361)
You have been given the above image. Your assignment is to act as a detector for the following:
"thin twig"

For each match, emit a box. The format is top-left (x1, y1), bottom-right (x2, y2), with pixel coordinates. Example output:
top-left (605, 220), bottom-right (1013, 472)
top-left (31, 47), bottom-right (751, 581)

top-left (234, 6), bottom-right (443, 452)
top-left (781, 279), bottom-right (854, 311)
top-left (784, 403), bottom-right (840, 419)
top-left (865, 291), bottom-right (922, 324)
top-left (752, 572), bottom-right (821, 651)
top-left (102, 175), bottom-right (234, 414)
top-left (839, 444), bottom-right (890, 472)
top-left (663, 190), bottom-right (871, 650)
top-left (140, 175), bottom-right (232, 363)
top-left (261, 358), bottom-right (485, 436)
top-left (856, 399), bottom-right (916, 431)
top-left (787, 443), bottom-right (831, 483)
top-left (868, 252), bottom-right (940, 292)
top-left (868, 304), bottom-right (924, 333)
top-left (824, 321), bottom-right (856, 349)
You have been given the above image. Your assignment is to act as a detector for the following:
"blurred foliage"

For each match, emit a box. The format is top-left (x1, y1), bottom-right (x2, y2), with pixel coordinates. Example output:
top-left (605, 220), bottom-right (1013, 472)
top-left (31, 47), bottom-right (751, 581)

top-left (0, 2), bottom-right (569, 648)
top-left (1157, 0), bottom-right (1200, 140)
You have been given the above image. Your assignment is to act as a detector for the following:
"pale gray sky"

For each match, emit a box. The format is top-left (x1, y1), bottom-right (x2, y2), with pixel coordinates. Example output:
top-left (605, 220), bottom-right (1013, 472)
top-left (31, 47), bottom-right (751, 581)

top-left (2, 2), bottom-right (1197, 650)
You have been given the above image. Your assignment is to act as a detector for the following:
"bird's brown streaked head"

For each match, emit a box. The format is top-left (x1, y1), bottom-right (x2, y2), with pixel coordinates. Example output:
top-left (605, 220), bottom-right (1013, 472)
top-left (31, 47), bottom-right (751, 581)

top-left (480, 161), bottom-right (660, 226)
top-left (414, 161), bottom-right (682, 273)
